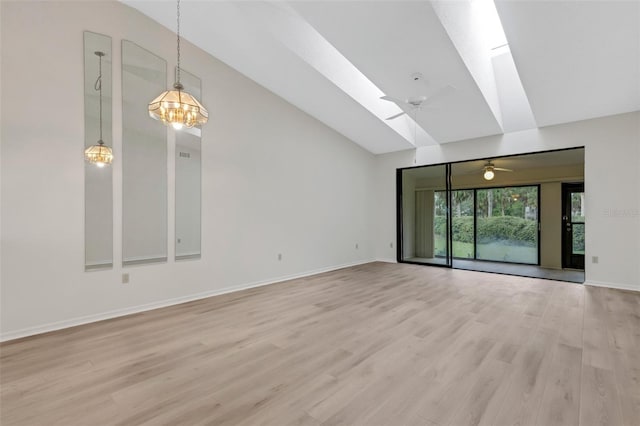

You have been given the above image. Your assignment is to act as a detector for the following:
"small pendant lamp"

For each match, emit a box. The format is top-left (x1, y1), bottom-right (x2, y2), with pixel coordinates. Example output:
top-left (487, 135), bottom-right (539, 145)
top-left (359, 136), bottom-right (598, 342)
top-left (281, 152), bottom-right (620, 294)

top-left (148, 0), bottom-right (208, 130)
top-left (84, 51), bottom-right (113, 167)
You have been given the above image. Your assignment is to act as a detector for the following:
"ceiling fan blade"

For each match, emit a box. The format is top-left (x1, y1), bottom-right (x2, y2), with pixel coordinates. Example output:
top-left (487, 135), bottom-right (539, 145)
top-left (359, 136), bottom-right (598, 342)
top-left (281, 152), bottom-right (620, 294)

top-left (386, 111), bottom-right (407, 120)
top-left (380, 95), bottom-right (406, 105)
top-left (423, 84), bottom-right (456, 105)
top-left (493, 167), bottom-right (513, 172)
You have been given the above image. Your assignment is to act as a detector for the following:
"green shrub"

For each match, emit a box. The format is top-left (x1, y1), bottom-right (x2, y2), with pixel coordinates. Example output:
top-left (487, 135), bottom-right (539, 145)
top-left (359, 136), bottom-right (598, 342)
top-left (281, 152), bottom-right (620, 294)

top-left (452, 216), bottom-right (474, 243)
top-left (433, 215), bottom-right (537, 245)
top-left (478, 216), bottom-right (537, 245)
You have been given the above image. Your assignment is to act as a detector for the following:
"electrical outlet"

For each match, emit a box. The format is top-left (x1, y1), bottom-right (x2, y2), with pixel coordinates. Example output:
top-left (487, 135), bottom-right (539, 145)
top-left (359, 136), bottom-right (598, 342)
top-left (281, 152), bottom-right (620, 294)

top-left (278, 253), bottom-right (282, 261)
top-left (122, 273), bottom-right (130, 284)
top-left (355, 243), bottom-right (359, 249)
top-left (390, 242), bottom-right (393, 248)
top-left (592, 256), bottom-right (598, 264)
top-left (177, 238), bottom-right (181, 243)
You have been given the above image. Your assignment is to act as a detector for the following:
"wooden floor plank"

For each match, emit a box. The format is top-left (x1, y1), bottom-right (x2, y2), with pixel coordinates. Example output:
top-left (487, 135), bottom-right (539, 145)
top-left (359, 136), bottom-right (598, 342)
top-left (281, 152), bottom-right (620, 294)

top-left (1, 262), bottom-right (638, 426)
top-left (537, 343), bottom-right (583, 426)
top-left (579, 365), bottom-right (624, 426)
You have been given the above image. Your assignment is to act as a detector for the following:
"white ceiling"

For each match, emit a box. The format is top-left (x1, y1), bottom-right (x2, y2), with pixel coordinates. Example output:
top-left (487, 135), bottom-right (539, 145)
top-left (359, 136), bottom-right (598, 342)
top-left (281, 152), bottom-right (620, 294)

top-left (495, 0), bottom-right (640, 127)
top-left (124, 1), bottom-right (640, 154)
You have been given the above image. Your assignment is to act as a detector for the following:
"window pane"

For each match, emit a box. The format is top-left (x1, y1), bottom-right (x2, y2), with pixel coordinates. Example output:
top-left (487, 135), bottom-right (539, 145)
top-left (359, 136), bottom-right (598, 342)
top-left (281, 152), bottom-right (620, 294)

top-left (572, 224), bottom-right (585, 255)
top-left (452, 190), bottom-right (474, 259)
top-left (571, 192), bottom-right (585, 222)
top-left (476, 186), bottom-right (538, 264)
top-left (400, 165), bottom-right (449, 266)
top-left (433, 191), bottom-right (448, 258)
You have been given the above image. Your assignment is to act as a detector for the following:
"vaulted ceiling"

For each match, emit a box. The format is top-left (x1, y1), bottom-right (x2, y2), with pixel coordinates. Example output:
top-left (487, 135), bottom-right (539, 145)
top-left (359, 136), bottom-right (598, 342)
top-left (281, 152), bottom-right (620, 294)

top-left (124, 0), bottom-right (640, 154)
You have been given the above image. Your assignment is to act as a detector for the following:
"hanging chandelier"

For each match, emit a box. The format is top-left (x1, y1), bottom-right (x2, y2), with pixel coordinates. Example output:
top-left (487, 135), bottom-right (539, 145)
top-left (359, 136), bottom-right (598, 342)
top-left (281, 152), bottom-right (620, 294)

top-left (84, 51), bottom-right (113, 167)
top-left (148, 0), bottom-right (208, 130)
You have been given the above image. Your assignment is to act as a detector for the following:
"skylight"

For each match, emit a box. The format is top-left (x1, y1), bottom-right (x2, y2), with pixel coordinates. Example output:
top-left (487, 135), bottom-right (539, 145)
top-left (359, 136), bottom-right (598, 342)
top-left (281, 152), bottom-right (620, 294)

top-left (474, 0), bottom-right (509, 52)
top-left (249, 2), bottom-right (437, 147)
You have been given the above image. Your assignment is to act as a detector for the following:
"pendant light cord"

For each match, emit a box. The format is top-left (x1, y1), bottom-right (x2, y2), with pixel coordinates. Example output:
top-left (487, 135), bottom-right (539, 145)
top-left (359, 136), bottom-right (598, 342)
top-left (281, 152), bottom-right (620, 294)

top-left (176, 0), bottom-right (181, 86)
top-left (94, 52), bottom-right (104, 145)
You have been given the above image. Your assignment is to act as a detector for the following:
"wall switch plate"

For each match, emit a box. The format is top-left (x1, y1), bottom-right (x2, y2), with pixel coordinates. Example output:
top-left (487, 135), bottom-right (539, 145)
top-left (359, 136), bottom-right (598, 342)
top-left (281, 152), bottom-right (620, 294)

top-left (355, 243), bottom-right (359, 249)
top-left (122, 273), bottom-right (130, 284)
top-left (390, 242), bottom-right (393, 248)
top-left (592, 256), bottom-right (598, 264)
top-left (278, 253), bottom-right (282, 261)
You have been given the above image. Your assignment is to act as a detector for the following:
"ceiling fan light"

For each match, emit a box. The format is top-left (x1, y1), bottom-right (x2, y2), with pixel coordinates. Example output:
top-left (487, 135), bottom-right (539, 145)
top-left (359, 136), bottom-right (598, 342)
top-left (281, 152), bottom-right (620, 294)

top-left (483, 168), bottom-right (495, 180)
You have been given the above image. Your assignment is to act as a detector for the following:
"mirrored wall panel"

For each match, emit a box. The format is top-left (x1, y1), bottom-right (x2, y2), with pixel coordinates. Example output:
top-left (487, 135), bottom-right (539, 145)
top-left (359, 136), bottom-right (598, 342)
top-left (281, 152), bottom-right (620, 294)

top-left (175, 68), bottom-right (202, 260)
top-left (84, 31), bottom-right (113, 271)
top-left (122, 41), bottom-right (167, 266)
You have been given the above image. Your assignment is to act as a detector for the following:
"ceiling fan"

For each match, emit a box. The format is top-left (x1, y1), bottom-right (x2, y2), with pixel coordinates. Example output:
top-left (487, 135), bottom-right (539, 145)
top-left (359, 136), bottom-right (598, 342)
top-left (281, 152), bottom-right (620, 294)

top-left (482, 161), bottom-right (513, 181)
top-left (380, 73), bottom-right (456, 120)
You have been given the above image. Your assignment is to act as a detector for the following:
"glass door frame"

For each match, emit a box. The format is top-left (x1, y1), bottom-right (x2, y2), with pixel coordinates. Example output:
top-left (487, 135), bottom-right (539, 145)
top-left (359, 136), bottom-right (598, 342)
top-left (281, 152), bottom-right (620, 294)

top-left (396, 146), bottom-right (585, 272)
top-left (396, 164), bottom-right (453, 268)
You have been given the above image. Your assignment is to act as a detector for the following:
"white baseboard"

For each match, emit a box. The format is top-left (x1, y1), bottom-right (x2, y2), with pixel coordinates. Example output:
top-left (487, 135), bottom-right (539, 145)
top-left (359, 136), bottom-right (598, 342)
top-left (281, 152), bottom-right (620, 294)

top-left (584, 280), bottom-right (639, 292)
top-left (375, 258), bottom-right (397, 263)
top-left (0, 259), bottom-right (374, 342)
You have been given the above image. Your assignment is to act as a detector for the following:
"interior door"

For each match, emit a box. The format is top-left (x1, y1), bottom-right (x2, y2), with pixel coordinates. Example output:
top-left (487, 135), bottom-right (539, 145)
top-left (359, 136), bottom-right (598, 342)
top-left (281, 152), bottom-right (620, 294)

top-left (562, 183), bottom-right (585, 269)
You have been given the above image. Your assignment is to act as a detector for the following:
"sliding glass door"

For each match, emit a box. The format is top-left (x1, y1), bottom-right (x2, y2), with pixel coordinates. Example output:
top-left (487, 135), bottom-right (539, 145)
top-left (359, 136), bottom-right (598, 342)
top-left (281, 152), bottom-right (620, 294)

top-left (476, 186), bottom-right (539, 264)
top-left (397, 148), bottom-right (584, 282)
top-left (399, 171), bottom-right (539, 266)
top-left (436, 186), bottom-right (539, 264)
top-left (398, 165), bottom-right (451, 266)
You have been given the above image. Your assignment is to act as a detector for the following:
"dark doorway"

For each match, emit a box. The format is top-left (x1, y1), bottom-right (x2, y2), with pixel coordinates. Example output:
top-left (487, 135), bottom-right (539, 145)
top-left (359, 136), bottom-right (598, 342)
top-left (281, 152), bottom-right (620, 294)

top-left (562, 183), bottom-right (585, 270)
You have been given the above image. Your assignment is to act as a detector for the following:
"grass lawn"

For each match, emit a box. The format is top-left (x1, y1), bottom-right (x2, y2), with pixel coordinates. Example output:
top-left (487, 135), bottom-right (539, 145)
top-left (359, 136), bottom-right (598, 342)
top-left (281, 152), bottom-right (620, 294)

top-left (434, 235), bottom-right (537, 264)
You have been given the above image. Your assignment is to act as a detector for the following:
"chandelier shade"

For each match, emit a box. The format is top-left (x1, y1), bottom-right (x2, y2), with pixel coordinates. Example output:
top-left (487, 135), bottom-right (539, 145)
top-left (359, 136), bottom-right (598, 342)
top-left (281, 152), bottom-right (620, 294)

top-left (148, 0), bottom-right (208, 130)
top-left (84, 143), bottom-right (113, 168)
top-left (148, 83), bottom-right (208, 130)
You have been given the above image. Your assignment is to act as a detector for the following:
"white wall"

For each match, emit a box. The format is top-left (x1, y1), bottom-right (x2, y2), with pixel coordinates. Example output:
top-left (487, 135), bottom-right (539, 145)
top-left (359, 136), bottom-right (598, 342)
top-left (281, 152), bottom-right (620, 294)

top-left (0, 1), bottom-right (376, 340)
top-left (376, 112), bottom-right (640, 291)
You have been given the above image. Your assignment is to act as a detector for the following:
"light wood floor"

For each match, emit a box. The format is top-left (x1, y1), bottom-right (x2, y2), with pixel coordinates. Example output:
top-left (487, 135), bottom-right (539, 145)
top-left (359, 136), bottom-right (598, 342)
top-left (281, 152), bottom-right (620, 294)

top-left (1, 262), bottom-right (639, 426)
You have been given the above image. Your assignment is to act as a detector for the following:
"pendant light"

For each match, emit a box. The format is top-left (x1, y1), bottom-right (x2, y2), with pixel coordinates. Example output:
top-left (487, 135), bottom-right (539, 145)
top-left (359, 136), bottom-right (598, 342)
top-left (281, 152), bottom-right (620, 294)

top-left (148, 0), bottom-right (208, 130)
top-left (84, 51), bottom-right (113, 167)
